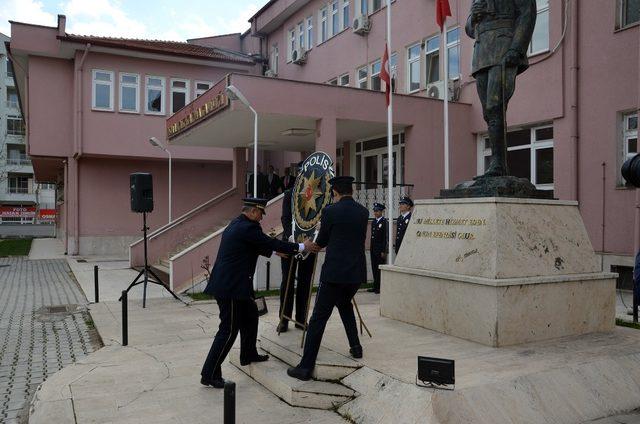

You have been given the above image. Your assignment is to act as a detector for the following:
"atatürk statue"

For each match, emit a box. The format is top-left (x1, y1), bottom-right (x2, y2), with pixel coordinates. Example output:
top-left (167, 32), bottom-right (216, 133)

top-left (467, 0), bottom-right (536, 177)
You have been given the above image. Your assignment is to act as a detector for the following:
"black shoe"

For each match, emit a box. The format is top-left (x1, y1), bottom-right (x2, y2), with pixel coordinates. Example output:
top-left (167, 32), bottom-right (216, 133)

top-left (294, 323), bottom-right (305, 330)
top-left (287, 366), bottom-right (312, 381)
top-left (201, 376), bottom-right (225, 389)
top-left (240, 354), bottom-right (269, 366)
top-left (350, 345), bottom-right (363, 359)
top-left (277, 321), bottom-right (289, 333)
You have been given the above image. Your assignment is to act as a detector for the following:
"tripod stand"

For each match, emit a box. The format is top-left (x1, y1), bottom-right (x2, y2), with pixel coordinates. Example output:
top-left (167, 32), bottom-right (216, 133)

top-left (120, 212), bottom-right (184, 308)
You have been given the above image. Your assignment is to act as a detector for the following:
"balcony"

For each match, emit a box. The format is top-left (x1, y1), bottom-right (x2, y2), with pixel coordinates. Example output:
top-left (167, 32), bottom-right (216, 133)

top-left (2, 187), bottom-right (36, 203)
top-left (6, 158), bottom-right (31, 166)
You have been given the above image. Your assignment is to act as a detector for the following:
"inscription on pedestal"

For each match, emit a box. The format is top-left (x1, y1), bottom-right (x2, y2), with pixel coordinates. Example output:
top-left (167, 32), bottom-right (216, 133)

top-left (414, 216), bottom-right (488, 241)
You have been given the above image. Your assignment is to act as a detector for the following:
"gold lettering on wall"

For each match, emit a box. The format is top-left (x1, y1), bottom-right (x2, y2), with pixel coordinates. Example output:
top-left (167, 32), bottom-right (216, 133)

top-left (167, 92), bottom-right (229, 138)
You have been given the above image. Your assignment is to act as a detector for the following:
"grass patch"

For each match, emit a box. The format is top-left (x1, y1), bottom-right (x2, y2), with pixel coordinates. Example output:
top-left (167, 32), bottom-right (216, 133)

top-left (187, 282), bottom-right (376, 302)
top-left (84, 318), bottom-right (95, 330)
top-left (616, 318), bottom-right (640, 330)
top-left (0, 238), bottom-right (32, 256)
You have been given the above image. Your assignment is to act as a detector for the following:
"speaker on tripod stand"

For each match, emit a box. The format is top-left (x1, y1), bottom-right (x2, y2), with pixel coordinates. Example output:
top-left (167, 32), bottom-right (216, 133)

top-left (121, 173), bottom-right (183, 308)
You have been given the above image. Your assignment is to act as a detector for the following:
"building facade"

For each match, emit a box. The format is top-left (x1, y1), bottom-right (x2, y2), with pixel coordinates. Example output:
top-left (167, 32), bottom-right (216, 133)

top-left (0, 33), bottom-right (56, 226)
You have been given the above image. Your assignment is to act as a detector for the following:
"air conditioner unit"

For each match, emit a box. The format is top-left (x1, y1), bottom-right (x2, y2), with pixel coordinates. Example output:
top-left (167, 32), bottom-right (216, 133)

top-left (352, 15), bottom-right (371, 35)
top-left (292, 48), bottom-right (307, 65)
top-left (264, 69), bottom-right (277, 77)
top-left (426, 80), bottom-right (461, 101)
top-left (426, 81), bottom-right (445, 100)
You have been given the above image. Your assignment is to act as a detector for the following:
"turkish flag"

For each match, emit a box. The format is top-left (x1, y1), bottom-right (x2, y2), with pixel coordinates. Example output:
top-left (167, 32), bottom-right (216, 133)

top-left (436, 0), bottom-right (452, 31)
top-left (380, 44), bottom-right (391, 107)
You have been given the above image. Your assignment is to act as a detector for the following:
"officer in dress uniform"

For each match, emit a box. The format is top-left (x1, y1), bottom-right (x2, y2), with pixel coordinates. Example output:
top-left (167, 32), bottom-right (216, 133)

top-left (287, 176), bottom-right (369, 381)
top-left (395, 197), bottom-right (413, 255)
top-left (200, 198), bottom-right (318, 388)
top-left (368, 203), bottom-right (387, 294)
top-left (277, 163), bottom-right (315, 333)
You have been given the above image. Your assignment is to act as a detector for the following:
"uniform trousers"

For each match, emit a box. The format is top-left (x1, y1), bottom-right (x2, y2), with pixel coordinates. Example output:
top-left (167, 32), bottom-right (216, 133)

top-left (279, 254), bottom-right (314, 324)
top-left (201, 298), bottom-right (259, 381)
top-left (370, 251), bottom-right (384, 293)
top-left (299, 282), bottom-right (361, 370)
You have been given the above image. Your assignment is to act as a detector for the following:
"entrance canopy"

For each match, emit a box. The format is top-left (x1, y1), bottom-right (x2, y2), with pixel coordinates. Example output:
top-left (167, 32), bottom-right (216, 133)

top-left (166, 74), bottom-right (418, 152)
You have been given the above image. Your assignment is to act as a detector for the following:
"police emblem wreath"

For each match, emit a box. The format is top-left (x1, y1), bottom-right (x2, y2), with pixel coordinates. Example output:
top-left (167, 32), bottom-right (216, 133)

top-left (292, 152), bottom-right (335, 243)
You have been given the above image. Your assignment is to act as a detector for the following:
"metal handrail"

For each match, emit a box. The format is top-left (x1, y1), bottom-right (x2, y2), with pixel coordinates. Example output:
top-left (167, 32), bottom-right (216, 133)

top-left (6, 158), bottom-right (31, 166)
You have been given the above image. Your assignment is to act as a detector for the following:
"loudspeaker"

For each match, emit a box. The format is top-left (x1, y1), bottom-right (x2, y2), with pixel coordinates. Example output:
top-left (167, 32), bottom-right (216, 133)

top-left (417, 356), bottom-right (454, 388)
top-left (130, 173), bottom-right (153, 213)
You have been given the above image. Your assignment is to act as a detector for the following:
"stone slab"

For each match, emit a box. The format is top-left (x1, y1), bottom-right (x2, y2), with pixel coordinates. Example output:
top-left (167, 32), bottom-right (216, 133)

top-left (229, 349), bottom-right (356, 410)
top-left (395, 198), bottom-right (600, 279)
top-left (381, 267), bottom-right (616, 346)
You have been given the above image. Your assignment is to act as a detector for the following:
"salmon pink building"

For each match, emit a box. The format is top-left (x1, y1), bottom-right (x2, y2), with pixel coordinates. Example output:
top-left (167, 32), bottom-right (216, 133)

top-left (8, 0), bottom-right (640, 292)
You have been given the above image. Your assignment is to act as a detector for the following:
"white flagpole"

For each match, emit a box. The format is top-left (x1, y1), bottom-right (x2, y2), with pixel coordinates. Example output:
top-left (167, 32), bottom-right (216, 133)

top-left (386, 1), bottom-right (394, 264)
top-left (443, 21), bottom-right (450, 189)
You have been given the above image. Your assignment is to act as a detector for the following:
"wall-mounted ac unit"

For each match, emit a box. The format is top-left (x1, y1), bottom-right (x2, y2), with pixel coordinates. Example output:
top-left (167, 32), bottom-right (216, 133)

top-left (352, 15), bottom-right (371, 35)
top-left (292, 48), bottom-right (307, 65)
top-left (426, 80), bottom-right (462, 101)
top-left (264, 69), bottom-right (277, 77)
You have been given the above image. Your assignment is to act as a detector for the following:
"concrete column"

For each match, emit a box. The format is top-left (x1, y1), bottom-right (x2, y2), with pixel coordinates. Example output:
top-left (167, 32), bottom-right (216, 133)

top-left (233, 147), bottom-right (248, 193)
top-left (315, 117), bottom-right (337, 162)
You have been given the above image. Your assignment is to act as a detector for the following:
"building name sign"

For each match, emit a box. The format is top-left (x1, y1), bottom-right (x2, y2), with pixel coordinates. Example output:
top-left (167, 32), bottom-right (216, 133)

top-left (166, 78), bottom-right (230, 139)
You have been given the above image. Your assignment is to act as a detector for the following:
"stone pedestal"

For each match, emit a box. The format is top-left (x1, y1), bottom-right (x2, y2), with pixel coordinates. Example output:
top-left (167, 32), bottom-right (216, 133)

top-left (380, 198), bottom-right (616, 347)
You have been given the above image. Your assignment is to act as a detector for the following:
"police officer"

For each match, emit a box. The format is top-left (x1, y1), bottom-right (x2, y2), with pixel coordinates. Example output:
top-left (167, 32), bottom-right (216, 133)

top-left (395, 197), bottom-right (413, 255)
top-left (287, 176), bottom-right (369, 381)
top-left (200, 198), bottom-right (318, 388)
top-left (277, 166), bottom-right (315, 333)
top-left (368, 203), bottom-right (387, 294)
top-left (466, 0), bottom-right (536, 177)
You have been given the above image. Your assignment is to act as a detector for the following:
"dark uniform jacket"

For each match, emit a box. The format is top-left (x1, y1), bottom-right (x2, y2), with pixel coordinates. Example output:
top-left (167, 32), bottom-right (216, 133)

top-left (465, 0), bottom-right (536, 76)
top-left (370, 217), bottom-right (388, 255)
top-left (315, 196), bottom-right (369, 285)
top-left (281, 189), bottom-right (293, 241)
top-left (204, 214), bottom-right (299, 300)
top-left (395, 212), bottom-right (412, 253)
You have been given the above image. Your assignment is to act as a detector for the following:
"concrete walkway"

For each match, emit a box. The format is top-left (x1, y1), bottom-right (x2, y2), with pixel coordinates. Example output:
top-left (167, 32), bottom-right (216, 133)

top-left (27, 238), bottom-right (65, 260)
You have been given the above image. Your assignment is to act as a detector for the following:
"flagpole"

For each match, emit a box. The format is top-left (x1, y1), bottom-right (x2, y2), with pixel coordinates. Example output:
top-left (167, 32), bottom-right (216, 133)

top-left (386, 1), bottom-right (394, 264)
top-left (443, 21), bottom-right (450, 189)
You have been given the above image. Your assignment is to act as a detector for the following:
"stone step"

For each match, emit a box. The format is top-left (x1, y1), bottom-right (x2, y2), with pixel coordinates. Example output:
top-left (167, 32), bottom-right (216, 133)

top-left (150, 263), bottom-right (169, 286)
top-left (229, 349), bottom-right (356, 410)
top-left (158, 258), bottom-right (170, 268)
top-left (258, 322), bottom-right (362, 381)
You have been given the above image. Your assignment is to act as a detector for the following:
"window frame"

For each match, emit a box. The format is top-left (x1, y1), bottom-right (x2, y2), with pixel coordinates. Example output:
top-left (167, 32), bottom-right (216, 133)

top-left (621, 111), bottom-right (639, 185)
top-left (145, 75), bottom-right (166, 116)
top-left (370, 59), bottom-right (382, 91)
top-left (307, 17), bottom-right (314, 49)
top-left (170, 78), bottom-right (190, 114)
top-left (342, 0), bottom-right (351, 30)
top-left (6, 57), bottom-right (14, 78)
top-left (339, 73), bottom-right (350, 86)
top-left (406, 42), bottom-right (422, 93)
top-left (91, 69), bottom-right (114, 111)
top-left (617, 0), bottom-right (640, 30)
top-left (118, 72), bottom-right (140, 114)
top-left (6, 115), bottom-right (25, 136)
top-left (320, 7), bottom-right (328, 43)
top-left (425, 34), bottom-right (441, 85)
top-left (446, 27), bottom-right (461, 81)
top-left (357, 66), bottom-right (368, 89)
top-left (195, 80), bottom-right (213, 98)
top-left (298, 22), bottom-right (306, 51)
top-left (529, 0), bottom-right (550, 55)
top-left (288, 28), bottom-right (296, 62)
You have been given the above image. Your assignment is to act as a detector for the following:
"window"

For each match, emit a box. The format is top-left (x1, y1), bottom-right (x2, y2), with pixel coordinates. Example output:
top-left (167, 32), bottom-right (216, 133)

top-left (342, 0), bottom-right (350, 29)
top-left (339, 73), bottom-right (350, 86)
top-left (425, 35), bottom-right (440, 85)
top-left (288, 28), bottom-right (296, 61)
top-left (119, 73), bottom-right (139, 113)
top-left (407, 43), bottom-right (421, 92)
top-left (320, 8), bottom-right (328, 43)
top-left (8, 175), bottom-right (30, 194)
top-left (360, 0), bottom-right (368, 15)
top-left (92, 69), bottom-right (114, 111)
top-left (357, 66), bottom-right (368, 89)
top-left (332, 1), bottom-right (340, 36)
top-left (195, 81), bottom-right (212, 97)
top-left (145, 76), bottom-right (165, 115)
top-left (373, 0), bottom-right (383, 12)
top-left (328, 78), bottom-right (338, 85)
top-left (269, 44), bottom-right (279, 74)
top-left (7, 115), bottom-right (25, 136)
top-left (371, 59), bottom-right (382, 91)
top-left (6, 87), bottom-right (18, 109)
top-left (529, 0), bottom-right (550, 55)
top-left (298, 22), bottom-right (305, 50)
top-left (307, 17), bottom-right (314, 49)
top-left (446, 27), bottom-right (460, 80)
top-left (6, 58), bottom-right (13, 78)
top-left (479, 125), bottom-right (554, 190)
top-left (622, 112), bottom-right (638, 184)
top-left (170, 79), bottom-right (190, 114)
top-left (390, 52), bottom-right (398, 92)
top-left (618, 0), bottom-right (640, 29)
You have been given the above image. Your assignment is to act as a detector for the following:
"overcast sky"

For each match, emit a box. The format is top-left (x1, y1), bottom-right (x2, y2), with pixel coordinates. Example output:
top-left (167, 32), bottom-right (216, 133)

top-left (0, 0), bottom-right (262, 41)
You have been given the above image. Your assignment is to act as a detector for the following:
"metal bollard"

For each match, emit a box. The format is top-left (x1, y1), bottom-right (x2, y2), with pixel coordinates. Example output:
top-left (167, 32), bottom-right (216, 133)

top-left (122, 290), bottom-right (128, 346)
top-left (94, 265), bottom-right (99, 303)
top-left (224, 380), bottom-right (236, 424)
top-left (266, 261), bottom-right (271, 291)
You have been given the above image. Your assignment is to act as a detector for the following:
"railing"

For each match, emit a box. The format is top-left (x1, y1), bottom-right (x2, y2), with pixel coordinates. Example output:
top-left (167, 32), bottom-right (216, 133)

top-left (6, 129), bottom-right (25, 136)
top-left (352, 181), bottom-right (414, 214)
top-left (6, 158), bottom-right (31, 166)
top-left (7, 187), bottom-right (32, 194)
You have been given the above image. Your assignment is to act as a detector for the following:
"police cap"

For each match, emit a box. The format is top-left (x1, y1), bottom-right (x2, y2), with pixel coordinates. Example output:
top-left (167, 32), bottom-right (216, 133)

top-left (243, 197), bottom-right (268, 214)
top-left (373, 202), bottom-right (385, 211)
top-left (399, 197), bottom-right (414, 207)
top-left (328, 176), bottom-right (354, 187)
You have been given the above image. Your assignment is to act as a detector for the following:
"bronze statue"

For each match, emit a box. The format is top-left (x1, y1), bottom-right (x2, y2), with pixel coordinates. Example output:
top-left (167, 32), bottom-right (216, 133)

top-left (466, 0), bottom-right (536, 177)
